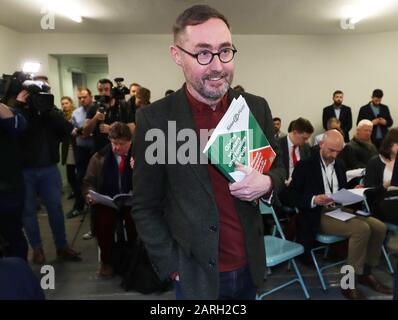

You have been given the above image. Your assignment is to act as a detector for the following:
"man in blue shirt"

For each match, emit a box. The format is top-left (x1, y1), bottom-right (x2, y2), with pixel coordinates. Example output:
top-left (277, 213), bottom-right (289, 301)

top-left (357, 89), bottom-right (393, 149)
top-left (67, 87), bottom-right (95, 219)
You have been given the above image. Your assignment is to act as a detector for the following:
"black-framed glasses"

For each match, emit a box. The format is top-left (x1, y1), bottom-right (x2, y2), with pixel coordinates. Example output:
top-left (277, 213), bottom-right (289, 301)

top-left (176, 45), bottom-right (237, 65)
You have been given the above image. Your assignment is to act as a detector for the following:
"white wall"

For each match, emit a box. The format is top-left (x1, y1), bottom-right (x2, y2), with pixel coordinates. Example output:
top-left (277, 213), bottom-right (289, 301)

top-left (3, 29), bottom-right (398, 139)
top-left (0, 25), bottom-right (21, 74)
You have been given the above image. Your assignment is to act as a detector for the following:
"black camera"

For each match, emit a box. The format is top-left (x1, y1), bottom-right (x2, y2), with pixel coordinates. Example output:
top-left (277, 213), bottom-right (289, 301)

top-left (94, 95), bottom-right (111, 108)
top-left (0, 71), bottom-right (31, 103)
top-left (0, 71), bottom-right (53, 113)
top-left (111, 77), bottom-right (129, 101)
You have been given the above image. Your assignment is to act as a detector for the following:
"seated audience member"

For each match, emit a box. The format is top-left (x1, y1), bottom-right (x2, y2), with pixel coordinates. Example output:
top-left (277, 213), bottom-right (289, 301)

top-left (278, 117), bottom-right (313, 183)
top-left (288, 130), bottom-right (391, 300)
top-left (339, 119), bottom-right (378, 170)
top-left (275, 117), bottom-right (313, 228)
top-left (135, 87), bottom-right (151, 108)
top-left (165, 89), bottom-right (175, 96)
top-left (364, 128), bottom-right (398, 225)
top-left (314, 117), bottom-right (344, 145)
top-left (83, 122), bottom-right (136, 277)
top-left (273, 117), bottom-right (287, 139)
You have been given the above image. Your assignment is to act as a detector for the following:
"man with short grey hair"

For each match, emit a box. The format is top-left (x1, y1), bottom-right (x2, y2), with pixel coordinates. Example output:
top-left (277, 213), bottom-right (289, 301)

top-left (338, 119), bottom-right (378, 170)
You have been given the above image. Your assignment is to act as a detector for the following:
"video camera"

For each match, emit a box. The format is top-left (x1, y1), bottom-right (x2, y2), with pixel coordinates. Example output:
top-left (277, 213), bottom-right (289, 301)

top-left (93, 95), bottom-right (111, 124)
top-left (111, 77), bottom-right (129, 101)
top-left (0, 71), bottom-right (54, 113)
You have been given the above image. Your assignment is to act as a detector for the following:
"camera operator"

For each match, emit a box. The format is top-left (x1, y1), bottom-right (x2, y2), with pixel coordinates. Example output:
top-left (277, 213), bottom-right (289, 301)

top-left (83, 78), bottom-right (135, 153)
top-left (0, 100), bottom-right (29, 260)
top-left (11, 80), bottom-right (82, 264)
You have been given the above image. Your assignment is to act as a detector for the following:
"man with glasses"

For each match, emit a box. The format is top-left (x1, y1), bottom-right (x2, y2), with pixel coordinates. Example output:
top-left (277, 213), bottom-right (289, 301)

top-left (131, 5), bottom-right (285, 300)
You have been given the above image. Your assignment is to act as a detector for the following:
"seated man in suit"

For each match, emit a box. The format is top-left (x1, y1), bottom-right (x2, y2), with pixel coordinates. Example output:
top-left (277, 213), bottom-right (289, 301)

top-left (278, 117), bottom-right (313, 183)
top-left (322, 90), bottom-right (352, 143)
top-left (83, 122), bottom-right (137, 277)
top-left (274, 118), bottom-right (313, 237)
top-left (339, 120), bottom-right (378, 170)
top-left (288, 130), bottom-right (391, 300)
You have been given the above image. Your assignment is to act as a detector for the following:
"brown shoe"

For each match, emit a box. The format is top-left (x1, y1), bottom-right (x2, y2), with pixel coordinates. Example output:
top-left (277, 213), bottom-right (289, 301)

top-left (32, 247), bottom-right (46, 265)
top-left (358, 274), bottom-right (393, 295)
top-left (341, 288), bottom-right (368, 300)
top-left (97, 263), bottom-right (114, 277)
top-left (56, 247), bottom-right (82, 262)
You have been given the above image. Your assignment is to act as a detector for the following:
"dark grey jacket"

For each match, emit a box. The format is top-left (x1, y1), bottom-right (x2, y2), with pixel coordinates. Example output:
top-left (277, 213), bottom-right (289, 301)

top-left (338, 137), bottom-right (378, 170)
top-left (277, 135), bottom-right (312, 177)
top-left (131, 86), bottom-right (285, 299)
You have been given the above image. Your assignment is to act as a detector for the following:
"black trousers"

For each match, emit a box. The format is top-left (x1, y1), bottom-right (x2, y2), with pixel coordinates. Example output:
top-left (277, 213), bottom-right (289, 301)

top-left (0, 191), bottom-right (28, 260)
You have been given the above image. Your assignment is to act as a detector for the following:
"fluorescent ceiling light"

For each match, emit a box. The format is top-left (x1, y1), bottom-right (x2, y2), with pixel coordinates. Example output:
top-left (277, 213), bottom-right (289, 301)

top-left (40, 0), bottom-right (83, 23)
top-left (22, 62), bottom-right (41, 73)
top-left (342, 0), bottom-right (393, 26)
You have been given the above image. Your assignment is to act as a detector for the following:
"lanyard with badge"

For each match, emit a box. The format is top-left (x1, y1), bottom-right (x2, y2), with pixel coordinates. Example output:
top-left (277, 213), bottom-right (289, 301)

top-left (321, 160), bottom-right (336, 211)
top-left (320, 160), bottom-right (335, 206)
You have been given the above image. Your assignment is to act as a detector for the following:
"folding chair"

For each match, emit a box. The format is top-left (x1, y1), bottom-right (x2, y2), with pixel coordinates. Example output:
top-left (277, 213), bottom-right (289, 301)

top-left (381, 223), bottom-right (398, 274)
top-left (363, 195), bottom-right (398, 274)
top-left (256, 201), bottom-right (310, 300)
top-left (310, 233), bottom-right (347, 292)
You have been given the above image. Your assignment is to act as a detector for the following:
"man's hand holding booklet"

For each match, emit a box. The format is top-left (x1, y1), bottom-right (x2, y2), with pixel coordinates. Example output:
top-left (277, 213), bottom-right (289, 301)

top-left (203, 95), bottom-right (276, 182)
top-left (88, 190), bottom-right (132, 210)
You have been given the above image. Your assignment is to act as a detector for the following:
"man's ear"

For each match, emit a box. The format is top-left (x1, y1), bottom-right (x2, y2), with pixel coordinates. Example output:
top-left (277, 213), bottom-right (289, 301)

top-left (170, 45), bottom-right (182, 66)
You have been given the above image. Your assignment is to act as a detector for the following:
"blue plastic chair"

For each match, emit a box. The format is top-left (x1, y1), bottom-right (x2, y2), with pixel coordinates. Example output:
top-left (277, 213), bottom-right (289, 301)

top-left (310, 233), bottom-right (347, 292)
top-left (256, 201), bottom-right (310, 300)
top-left (363, 196), bottom-right (398, 274)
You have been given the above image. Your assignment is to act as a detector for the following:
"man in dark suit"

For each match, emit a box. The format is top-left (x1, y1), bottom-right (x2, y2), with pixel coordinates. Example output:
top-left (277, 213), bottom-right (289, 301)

top-left (288, 130), bottom-right (391, 300)
top-left (275, 118), bottom-right (313, 231)
top-left (323, 90), bottom-right (352, 143)
top-left (278, 117), bottom-right (313, 182)
top-left (338, 119), bottom-right (378, 170)
top-left (131, 5), bottom-right (285, 300)
top-left (357, 89), bottom-right (393, 149)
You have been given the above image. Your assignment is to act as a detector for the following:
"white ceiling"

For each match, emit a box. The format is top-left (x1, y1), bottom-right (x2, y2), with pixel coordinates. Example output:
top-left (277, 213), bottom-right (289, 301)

top-left (2, 0), bottom-right (398, 35)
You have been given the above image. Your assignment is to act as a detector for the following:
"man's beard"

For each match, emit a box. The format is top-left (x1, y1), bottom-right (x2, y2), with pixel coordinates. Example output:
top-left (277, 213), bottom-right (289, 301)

top-left (193, 71), bottom-right (232, 101)
top-left (334, 101), bottom-right (342, 106)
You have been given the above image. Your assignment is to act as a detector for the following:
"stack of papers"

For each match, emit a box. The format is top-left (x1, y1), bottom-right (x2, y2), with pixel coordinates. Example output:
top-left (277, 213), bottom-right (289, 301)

top-left (331, 188), bottom-right (369, 206)
top-left (325, 208), bottom-right (356, 221)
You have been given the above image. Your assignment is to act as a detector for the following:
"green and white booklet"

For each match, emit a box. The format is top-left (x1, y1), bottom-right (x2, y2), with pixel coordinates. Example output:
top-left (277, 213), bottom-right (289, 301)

top-left (203, 95), bottom-right (276, 182)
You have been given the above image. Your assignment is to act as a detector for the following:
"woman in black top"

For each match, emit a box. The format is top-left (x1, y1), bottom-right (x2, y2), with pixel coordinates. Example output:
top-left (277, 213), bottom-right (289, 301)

top-left (364, 128), bottom-right (398, 224)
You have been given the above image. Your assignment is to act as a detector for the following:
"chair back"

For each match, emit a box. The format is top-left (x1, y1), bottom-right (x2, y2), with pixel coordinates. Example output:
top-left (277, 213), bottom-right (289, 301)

top-left (259, 201), bottom-right (286, 240)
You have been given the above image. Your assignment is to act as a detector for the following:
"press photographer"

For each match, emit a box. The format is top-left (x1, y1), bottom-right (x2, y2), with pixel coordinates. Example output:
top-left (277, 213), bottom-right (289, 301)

top-left (0, 92), bottom-right (28, 260)
top-left (2, 71), bottom-right (82, 264)
top-left (83, 78), bottom-right (135, 153)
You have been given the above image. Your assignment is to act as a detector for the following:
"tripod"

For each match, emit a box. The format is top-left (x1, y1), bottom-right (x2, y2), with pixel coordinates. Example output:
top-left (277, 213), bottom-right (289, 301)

top-left (70, 206), bottom-right (91, 249)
